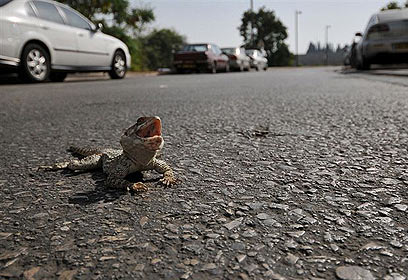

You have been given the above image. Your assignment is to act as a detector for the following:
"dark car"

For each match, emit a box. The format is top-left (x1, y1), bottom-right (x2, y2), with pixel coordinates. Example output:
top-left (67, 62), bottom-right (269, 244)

top-left (173, 43), bottom-right (229, 73)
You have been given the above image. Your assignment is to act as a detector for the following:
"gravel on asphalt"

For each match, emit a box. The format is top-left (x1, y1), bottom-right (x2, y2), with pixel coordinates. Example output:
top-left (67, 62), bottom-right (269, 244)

top-left (0, 67), bottom-right (407, 279)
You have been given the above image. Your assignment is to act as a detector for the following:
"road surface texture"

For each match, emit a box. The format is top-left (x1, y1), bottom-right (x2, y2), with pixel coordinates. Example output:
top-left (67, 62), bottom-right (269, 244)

top-left (0, 67), bottom-right (407, 279)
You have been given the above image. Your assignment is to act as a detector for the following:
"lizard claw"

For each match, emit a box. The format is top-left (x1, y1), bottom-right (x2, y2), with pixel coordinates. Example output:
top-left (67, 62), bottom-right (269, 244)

top-left (131, 182), bottom-right (149, 192)
top-left (38, 165), bottom-right (55, 171)
top-left (160, 176), bottom-right (177, 187)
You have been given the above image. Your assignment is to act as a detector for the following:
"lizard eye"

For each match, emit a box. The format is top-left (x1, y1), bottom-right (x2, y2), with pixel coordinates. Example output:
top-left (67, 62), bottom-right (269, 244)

top-left (137, 117), bottom-right (147, 125)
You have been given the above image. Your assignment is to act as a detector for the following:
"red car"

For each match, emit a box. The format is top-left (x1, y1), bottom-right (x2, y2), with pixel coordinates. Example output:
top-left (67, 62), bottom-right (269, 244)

top-left (173, 43), bottom-right (229, 73)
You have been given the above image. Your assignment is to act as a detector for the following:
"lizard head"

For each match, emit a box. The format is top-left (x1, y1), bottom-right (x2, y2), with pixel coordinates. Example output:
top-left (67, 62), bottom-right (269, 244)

top-left (120, 116), bottom-right (164, 153)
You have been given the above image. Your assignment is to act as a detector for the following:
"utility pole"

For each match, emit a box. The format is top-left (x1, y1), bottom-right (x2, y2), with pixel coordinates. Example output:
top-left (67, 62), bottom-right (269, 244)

top-left (250, 0), bottom-right (254, 47)
top-left (325, 25), bottom-right (331, 66)
top-left (295, 10), bottom-right (302, 67)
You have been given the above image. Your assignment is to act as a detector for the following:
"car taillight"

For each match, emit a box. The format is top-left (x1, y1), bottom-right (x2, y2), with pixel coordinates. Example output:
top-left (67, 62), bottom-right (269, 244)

top-left (229, 55), bottom-right (237, 60)
top-left (369, 23), bottom-right (390, 33)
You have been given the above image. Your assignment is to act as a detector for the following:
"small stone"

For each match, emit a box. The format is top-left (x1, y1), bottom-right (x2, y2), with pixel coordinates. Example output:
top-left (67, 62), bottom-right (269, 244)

top-left (241, 230), bottom-right (257, 238)
top-left (151, 258), bottom-right (161, 265)
top-left (166, 224), bottom-right (179, 234)
top-left (190, 259), bottom-right (199, 266)
top-left (244, 264), bottom-right (258, 273)
top-left (390, 240), bottom-right (403, 248)
top-left (206, 233), bottom-right (220, 239)
top-left (224, 217), bottom-right (244, 230)
top-left (380, 250), bottom-right (393, 257)
top-left (284, 239), bottom-right (298, 249)
top-left (134, 264), bottom-right (144, 271)
top-left (139, 216), bottom-right (148, 227)
top-left (269, 203), bottom-right (289, 211)
top-left (23, 267), bottom-right (40, 280)
top-left (330, 244), bottom-right (339, 252)
top-left (230, 233), bottom-right (239, 239)
top-left (181, 272), bottom-right (192, 279)
top-left (236, 254), bottom-right (246, 263)
top-left (287, 231), bottom-right (305, 238)
top-left (58, 270), bottom-right (77, 280)
top-left (285, 253), bottom-right (299, 265)
top-left (60, 226), bottom-right (70, 232)
top-left (264, 270), bottom-right (285, 279)
top-left (384, 273), bottom-right (406, 280)
top-left (361, 242), bottom-right (383, 251)
top-left (201, 263), bottom-right (216, 270)
top-left (256, 213), bottom-right (270, 220)
top-left (394, 204), bottom-right (408, 212)
top-left (335, 266), bottom-right (374, 280)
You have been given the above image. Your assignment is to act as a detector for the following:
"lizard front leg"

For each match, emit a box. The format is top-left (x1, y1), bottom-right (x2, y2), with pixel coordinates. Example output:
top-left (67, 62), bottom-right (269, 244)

top-left (153, 159), bottom-right (176, 186)
top-left (105, 175), bottom-right (148, 192)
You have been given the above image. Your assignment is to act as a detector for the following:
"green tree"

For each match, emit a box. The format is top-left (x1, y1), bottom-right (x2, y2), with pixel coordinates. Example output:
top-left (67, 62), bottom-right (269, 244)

top-left (381, 1), bottom-right (401, 10)
top-left (142, 29), bottom-right (186, 70)
top-left (239, 7), bottom-right (292, 66)
top-left (57, 0), bottom-right (154, 30)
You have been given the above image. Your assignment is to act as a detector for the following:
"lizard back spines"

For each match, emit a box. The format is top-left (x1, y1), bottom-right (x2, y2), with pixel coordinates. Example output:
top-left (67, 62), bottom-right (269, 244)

top-left (68, 146), bottom-right (104, 157)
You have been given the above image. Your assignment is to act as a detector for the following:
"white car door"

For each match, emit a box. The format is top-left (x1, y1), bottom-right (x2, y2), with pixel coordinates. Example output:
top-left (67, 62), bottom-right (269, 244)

top-left (31, 0), bottom-right (78, 67)
top-left (59, 6), bottom-right (109, 67)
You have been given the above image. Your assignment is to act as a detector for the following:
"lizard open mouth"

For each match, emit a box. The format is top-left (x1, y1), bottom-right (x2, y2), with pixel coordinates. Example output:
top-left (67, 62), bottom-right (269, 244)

top-left (135, 116), bottom-right (162, 138)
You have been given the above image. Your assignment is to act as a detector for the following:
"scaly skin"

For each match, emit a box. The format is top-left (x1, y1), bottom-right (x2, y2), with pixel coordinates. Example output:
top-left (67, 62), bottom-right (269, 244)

top-left (40, 117), bottom-right (176, 192)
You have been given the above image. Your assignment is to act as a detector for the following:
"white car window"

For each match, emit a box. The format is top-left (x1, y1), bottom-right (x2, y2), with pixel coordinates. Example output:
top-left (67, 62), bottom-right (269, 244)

top-left (60, 6), bottom-right (91, 30)
top-left (33, 1), bottom-right (64, 24)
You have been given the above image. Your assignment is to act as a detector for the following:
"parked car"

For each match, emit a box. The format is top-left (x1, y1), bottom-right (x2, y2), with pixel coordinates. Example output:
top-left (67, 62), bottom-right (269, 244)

top-left (173, 43), bottom-right (229, 73)
top-left (0, 0), bottom-right (131, 82)
top-left (354, 8), bottom-right (408, 70)
top-left (245, 49), bottom-right (268, 71)
top-left (221, 47), bottom-right (250, 71)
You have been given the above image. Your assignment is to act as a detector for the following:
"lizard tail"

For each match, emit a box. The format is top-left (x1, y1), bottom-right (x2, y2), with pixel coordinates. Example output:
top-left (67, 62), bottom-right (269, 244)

top-left (68, 146), bottom-right (104, 157)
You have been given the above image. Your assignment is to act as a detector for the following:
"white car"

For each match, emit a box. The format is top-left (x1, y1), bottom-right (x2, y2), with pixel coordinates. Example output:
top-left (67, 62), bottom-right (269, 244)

top-left (245, 49), bottom-right (268, 71)
top-left (0, 0), bottom-right (131, 82)
top-left (355, 8), bottom-right (408, 70)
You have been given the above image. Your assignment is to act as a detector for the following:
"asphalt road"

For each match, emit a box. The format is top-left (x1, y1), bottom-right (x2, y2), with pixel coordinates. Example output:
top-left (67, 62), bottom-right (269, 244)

top-left (1, 67), bottom-right (408, 279)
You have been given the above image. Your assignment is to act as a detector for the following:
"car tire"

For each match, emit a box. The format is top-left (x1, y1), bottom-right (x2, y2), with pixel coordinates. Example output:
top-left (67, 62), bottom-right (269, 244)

top-left (357, 55), bottom-right (370, 71)
top-left (109, 51), bottom-right (127, 79)
top-left (19, 43), bottom-right (50, 83)
top-left (49, 72), bottom-right (67, 82)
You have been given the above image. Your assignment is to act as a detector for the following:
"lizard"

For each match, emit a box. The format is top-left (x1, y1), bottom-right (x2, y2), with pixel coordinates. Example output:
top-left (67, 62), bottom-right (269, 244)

top-left (40, 116), bottom-right (176, 192)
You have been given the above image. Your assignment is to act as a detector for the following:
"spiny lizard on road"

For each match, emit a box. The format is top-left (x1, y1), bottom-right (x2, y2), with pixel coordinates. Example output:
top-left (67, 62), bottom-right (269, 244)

top-left (40, 116), bottom-right (176, 192)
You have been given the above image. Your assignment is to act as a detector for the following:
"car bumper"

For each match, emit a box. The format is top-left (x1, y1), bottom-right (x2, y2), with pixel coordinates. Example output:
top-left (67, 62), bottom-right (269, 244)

top-left (364, 38), bottom-right (408, 61)
top-left (174, 60), bottom-right (211, 70)
top-left (0, 55), bottom-right (20, 67)
top-left (229, 60), bottom-right (242, 69)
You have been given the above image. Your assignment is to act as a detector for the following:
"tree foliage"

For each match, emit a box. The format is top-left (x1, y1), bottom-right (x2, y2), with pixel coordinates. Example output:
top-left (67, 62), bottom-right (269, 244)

top-left (56, 0), bottom-right (154, 32)
top-left (142, 29), bottom-right (186, 70)
top-left (380, 1), bottom-right (408, 10)
top-left (239, 7), bottom-right (292, 66)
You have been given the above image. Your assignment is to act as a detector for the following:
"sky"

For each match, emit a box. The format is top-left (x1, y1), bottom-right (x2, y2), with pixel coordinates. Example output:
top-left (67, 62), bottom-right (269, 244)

top-left (132, 0), bottom-right (404, 54)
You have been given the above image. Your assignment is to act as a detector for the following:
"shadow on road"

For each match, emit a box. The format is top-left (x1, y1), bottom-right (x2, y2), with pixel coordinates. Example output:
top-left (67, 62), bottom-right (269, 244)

top-left (0, 73), bottom-right (112, 85)
top-left (67, 171), bottom-right (160, 205)
top-left (339, 65), bottom-right (408, 77)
